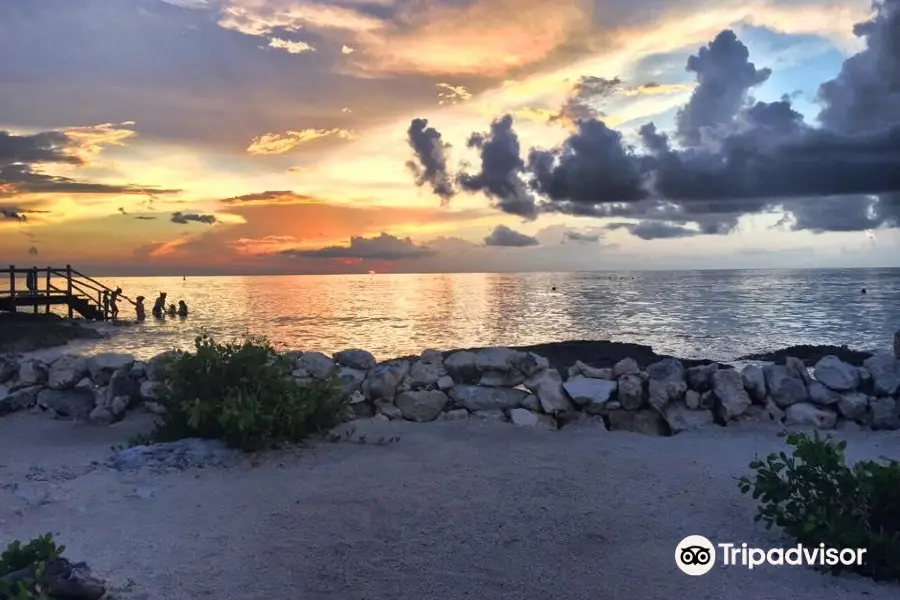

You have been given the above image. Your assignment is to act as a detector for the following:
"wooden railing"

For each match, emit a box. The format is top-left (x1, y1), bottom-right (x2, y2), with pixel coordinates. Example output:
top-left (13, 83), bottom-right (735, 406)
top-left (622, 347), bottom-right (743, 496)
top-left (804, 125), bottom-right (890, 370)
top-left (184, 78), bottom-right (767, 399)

top-left (0, 264), bottom-right (134, 320)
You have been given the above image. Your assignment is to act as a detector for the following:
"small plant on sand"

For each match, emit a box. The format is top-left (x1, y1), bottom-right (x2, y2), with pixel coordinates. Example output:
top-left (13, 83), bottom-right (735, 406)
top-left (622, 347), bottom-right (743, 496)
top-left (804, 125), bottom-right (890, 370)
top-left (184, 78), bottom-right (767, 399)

top-left (0, 533), bottom-right (64, 599)
top-left (738, 431), bottom-right (900, 581)
top-left (144, 334), bottom-right (347, 451)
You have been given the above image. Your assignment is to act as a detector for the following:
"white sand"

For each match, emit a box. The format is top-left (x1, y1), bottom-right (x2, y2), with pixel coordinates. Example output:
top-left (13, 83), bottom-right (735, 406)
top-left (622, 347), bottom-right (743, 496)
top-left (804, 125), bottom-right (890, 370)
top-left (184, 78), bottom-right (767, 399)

top-left (2, 414), bottom-right (899, 600)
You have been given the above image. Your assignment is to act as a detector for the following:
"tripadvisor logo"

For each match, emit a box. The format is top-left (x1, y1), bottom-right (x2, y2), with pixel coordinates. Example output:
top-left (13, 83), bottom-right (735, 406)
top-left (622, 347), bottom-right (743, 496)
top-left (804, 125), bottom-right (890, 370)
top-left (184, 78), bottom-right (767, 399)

top-left (675, 535), bottom-right (867, 575)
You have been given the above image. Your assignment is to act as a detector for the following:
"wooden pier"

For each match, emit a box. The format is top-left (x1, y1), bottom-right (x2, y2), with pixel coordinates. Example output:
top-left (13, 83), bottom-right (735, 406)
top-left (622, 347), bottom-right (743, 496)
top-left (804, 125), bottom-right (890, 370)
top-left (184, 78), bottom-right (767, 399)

top-left (0, 265), bottom-right (134, 321)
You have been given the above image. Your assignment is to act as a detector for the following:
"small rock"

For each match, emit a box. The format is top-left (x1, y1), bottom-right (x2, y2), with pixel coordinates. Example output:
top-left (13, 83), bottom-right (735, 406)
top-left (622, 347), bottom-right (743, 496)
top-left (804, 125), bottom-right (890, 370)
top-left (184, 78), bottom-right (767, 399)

top-left (646, 358), bottom-right (685, 382)
top-left (569, 361), bottom-right (613, 379)
top-left (439, 408), bottom-right (469, 421)
top-left (740, 365), bottom-right (767, 403)
top-left (686, 363), bottom-right (718, 392)
top-left (807, 381), bottom-right (841, 405)
top-left (395, 390), bottom-right (449, 422)
top-left (521, 394), bottom-right (542, 412)
top-left (617, 374), bottom-right (644, 410)
top-left (612, 357), bottom-right (640, 378)
top-left (407, 359), bottom-right (447, 390)
top-left (36, 388), bottom-right (94, 420)
top-left (785, 357), bottom-right (813, 385)
top-left (437, 375), bottom-right (454, 391)
top-left (508, 408), bottom-right (556, 429)
top-left (647, 378), bottom-right (687, 411)
top-left (87, 353), bottom-right (134, 386)
top-left (524, 368), bottom-right (573, 413)
top-left (15, 358), bottom-right (49, 388)
top-left (335, 366), bottom-right (367, 394)
top-left (869, 397), bottom-right (900, 430)
top-left (836, 393), bottom-right (869, 420)
top-left (813, 355), bottom-right (860, 391)
top-left (443, 351), bottom-right (479, 384)
top-left (763, 365), bottom-right (808, 407)
top-left (296, 351), bottom-right (336, 379)
top-left (347, 390), bottom-right (366, 404)
top-left (362, 360), bottom-right (410, 401)
top-left (419, 349), bottom-right (444, 364)
top-left (712, 369), bottom-right (752, 421)
top-left (333, 348), bottom-right (377, 370)
top-left (89, 406), bottom-right (115, 424)
top-left (862, 353), bottom-right (900, 397)
top-left (48, 355), bottom-right (88, 390)
top-left (373, 400), bottom-right (403, 420)
top-left (448, 384), bottom-right (529, 411)
top-left (562, 376), bottom-right (617, 414)
top-left (685, 389), bottom-right (701, 410)
top-left (784, 403), bottom-right (837, 429)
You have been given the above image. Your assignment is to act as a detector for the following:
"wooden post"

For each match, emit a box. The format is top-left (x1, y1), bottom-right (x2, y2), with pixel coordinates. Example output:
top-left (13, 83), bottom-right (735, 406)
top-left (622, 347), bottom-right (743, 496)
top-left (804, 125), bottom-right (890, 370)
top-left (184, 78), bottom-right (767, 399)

top-left (45, 267), bottom-right (51, 314)
top-left (66, 265), bottom-right (73, 319)
top-left (32, 266), bottom-right (37, 313)
top-left (8, 265), bottom-right (13, 309)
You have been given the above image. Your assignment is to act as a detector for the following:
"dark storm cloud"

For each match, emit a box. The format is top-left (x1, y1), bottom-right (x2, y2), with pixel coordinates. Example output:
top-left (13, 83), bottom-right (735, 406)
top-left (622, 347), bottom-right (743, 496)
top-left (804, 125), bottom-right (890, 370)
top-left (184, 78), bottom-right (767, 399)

top-left (0, 129), bottom-right (180, 197)
top-left (282, 233), bottom-right (434, 260)
top-left (457, 115), bottom-right (536, 218)
top-left (407, 1), bottom-right (900, 238)
top-left (171, 211), bottom-right (216, 224)
top-left (554, 76), bottom-right (622, 123)
top-left (606, 221), bottom-right (698, 240)
top-left (483, 225), bottom-right (539, 247)
top-left (406, 119), bottom-right (455, 202)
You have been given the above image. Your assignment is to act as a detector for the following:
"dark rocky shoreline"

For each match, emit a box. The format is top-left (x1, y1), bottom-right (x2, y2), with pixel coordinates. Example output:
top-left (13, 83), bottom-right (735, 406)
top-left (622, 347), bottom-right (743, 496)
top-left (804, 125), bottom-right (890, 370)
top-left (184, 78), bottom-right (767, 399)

top-left (0, 312), bottom-right (103, 354)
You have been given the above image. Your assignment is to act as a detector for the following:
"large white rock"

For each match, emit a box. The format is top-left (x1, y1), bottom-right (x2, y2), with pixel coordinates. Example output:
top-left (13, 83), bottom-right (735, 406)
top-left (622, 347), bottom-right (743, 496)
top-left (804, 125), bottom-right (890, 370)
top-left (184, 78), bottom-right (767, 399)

top-left (785, 357), bottom-right (813, 385)
top-left (740, 365), bottom-right (767, 403)
top-left (562, 376), bottom-right (617, 414)
top-left (362, 360), bottom-right (409, 401)
top-left (394, 390), bottom-right (449, 422)
top-left (837, 392), bottom-right (869, 420)
top-left (523, 369), bottom-right (573, 413)
top-left (408, 359), bottom-right (448, 390)
top-left (862, 353), bottom-right (900, 396)
top-left (36, 388), bottom-right (95, 420)
top-left (784, 403), bottom-right (837, 429)
top-left (807, 381), bottom-right (841, 406)
top-left (568, 361), bottom-right (613, 380)
top-left (295, 351), bottom-right (336, 379)
top-left (332, 348), bottom-right (377, 370)
top-left (48, 355), bottom-right (88, 390)
top-left (87, 353), bottom-right (134, 386)
top-left (813, 355), bottom-right (860, 391)
top-left (646, 358), bottom-right (686, 410)
top-left (448, 384), bottom-right (529, 411)
top-left (14, 358), bottom-right (48, 389)
top-left (763, 365), bottom-right (808, 407)
top-left (475, 347), bottom-right (541, 386)
top-left (617, 374), bottom-right (644, 410)
top-left (712, 369), bottom-right (751, 421)
top-left (335, 366), bottom-right (367, 394)
top-left (686, 363), bottom-right (718, 392)
top-left (508, 408), bottom-right (556, 429)
top-left (612, 358), bottom-right (640, 378)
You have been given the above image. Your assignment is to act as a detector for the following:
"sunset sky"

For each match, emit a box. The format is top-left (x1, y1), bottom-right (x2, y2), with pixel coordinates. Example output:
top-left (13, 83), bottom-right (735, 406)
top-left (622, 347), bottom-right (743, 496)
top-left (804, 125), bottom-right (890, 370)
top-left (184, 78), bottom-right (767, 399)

top-left (1, 0), bottom-right (898, 275)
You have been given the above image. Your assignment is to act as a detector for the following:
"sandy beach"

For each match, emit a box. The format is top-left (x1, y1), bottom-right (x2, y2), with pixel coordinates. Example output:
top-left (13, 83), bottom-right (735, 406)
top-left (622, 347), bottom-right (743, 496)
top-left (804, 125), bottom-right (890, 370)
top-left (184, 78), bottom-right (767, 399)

top-left (2, 413), bottom-right (898, 600)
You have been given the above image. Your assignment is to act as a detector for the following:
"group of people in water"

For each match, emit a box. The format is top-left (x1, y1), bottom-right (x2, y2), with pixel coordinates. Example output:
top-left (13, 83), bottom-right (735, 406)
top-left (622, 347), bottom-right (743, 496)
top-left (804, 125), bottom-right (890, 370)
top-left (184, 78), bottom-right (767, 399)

top-left (134, 292), bottom-right (188, 322)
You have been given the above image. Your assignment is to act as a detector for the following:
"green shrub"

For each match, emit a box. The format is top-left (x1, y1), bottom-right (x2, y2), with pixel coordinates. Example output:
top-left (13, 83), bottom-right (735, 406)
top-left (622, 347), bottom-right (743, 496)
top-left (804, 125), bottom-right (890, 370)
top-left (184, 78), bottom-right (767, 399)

top-left (146, 334), bottom-right (347, 451)
top-left (738, 431), bottom-right (900, 580)
top-left (0, 533), bottom-right (64, 600)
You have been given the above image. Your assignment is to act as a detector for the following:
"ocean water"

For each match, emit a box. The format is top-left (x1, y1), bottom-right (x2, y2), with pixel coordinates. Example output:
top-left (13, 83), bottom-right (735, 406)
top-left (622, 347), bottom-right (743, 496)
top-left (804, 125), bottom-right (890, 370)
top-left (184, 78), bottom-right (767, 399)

top-left (19, 269), bottom-right (900, 363)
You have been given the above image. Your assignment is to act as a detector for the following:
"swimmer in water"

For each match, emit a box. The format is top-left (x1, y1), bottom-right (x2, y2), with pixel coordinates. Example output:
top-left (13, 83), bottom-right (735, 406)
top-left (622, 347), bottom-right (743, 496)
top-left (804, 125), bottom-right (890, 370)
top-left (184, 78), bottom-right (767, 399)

top-left (861, 288), bottom-right (867, 295)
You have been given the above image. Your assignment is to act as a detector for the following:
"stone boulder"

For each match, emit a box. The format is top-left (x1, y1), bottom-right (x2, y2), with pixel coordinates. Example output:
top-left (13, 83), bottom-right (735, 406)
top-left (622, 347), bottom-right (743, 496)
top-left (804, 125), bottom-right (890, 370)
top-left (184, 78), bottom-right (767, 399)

top-left (646, 358), bottom-right (686, 411)
top-left (836, 392), bottom-right (869, 421)
top-left (295, 351), bottom-right (336, 379)
top-left (140, 380), bottom-right (164, 401)
top-left (662, 401), bottom-right (715, 434)
top-left (813, 355), bottom-right (860, 391)
top-left (88, 353), bottom-right (134, 386)
top-left (869, 397), bottom-right (900, 430)
top-left (568, 361), bottom-right (613, 379)
top-left (562, 376), bottom-right (616, 414)
top-left (394, 390), bottom-right (449, 422)
top-left (475, 347), bottom-right (541, 387)
top-left (763, 365), bottom-right (808, 407)
top-left (148, 350), bottom-right (179, 381)
top-left (784, 403), bottom-right (837, 429)
top-left (15, 358), bottom-right (48, 388)
top-left (712, 369), bottom-right (751, 421)
top-left (47, 355), bottom-right (88, 390)
top-left (0, 354), bottom-right (17, 384)
top-left (335, 366), bottom-right (367, 394)
top-left (333, 348), bottom-right (377, 370)
top-left (107, 367), bottom-right (139, 404)
top-left (686, 363), bottom-right (718, 393)
top-left (508, 408), bottom-right (556, 429)
top-left (408, 359), bottom-right (448, 390)
top-left (36, 388), bottom-right (95, 420)
top-left (444, 351), bottom-right (479, 384)
top-left (607, 409), bottom-right (668, 436)
top-left (612, 357), bottom-right (640, 378)
top-left (437, 375), bottom-right (454, 391)
top-left (807, 381), bottom-right (841, 406)
top-left (448, 384), bottom-right (528, 411)
top-left (362, 360), bottom-right (409, 401)
top-left (740, 365), bottom-right (767, 403)
top-left (1, 385), bottom-right (41, 415)
top-left (786, 357), bottom-right (813, 385)
top-left (617, 374), bottom-right (644, 410)
top-left (862, 353), bottom-right (900, 397)
top-left (374, 400), bottom-right (402, 420)
top-left (523, 368), bottom-right (573, 413)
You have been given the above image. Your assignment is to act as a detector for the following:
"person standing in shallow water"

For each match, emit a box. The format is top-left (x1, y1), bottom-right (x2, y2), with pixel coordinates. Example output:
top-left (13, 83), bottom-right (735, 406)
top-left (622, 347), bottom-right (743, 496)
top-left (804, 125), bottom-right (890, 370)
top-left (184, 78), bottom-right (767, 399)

top-left (135, 296), bottom-right (146, 321)
top-left (109, 287), bottom-right (122, 322)
top-left (177, 300), bottom-right (188, 317)
top-left (152, 292), bottom-right (166, 318)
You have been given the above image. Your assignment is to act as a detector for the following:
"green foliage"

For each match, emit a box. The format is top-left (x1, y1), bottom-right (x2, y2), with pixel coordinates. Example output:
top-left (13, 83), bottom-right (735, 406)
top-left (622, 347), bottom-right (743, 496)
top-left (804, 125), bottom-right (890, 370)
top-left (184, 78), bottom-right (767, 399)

top-left (145, 334), bottom-right (348, 451)
top-left (738, 430), bottom-right (900, 580)
top-left (0, 533), bottom-right (64, 600)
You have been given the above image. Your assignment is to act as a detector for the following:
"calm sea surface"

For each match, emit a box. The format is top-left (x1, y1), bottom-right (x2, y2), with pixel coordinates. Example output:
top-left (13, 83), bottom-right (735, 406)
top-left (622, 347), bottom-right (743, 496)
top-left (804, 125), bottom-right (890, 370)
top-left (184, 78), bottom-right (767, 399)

top-left (22, 269), bottom-right (900, 363)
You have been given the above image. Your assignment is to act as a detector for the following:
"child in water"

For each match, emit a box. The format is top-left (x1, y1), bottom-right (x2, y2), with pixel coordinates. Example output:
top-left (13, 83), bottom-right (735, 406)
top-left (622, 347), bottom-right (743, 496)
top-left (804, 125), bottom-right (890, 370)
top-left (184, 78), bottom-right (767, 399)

top-left (167, 303), bottom-right (177, 317)
top-left (177, 300), bottom-right (188, 317)
top-left (135, 296), bottom-right (146, 321)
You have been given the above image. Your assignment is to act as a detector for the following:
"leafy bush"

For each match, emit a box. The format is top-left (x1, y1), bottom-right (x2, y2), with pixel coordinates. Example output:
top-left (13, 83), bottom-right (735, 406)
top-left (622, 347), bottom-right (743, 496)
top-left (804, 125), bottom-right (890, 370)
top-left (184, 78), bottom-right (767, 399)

top-left (146, 334), bottom-right (347, 451)
top-left (0, 533), bottom-right (64, 600)
top-left (738, 431), bottom-right (900, 580)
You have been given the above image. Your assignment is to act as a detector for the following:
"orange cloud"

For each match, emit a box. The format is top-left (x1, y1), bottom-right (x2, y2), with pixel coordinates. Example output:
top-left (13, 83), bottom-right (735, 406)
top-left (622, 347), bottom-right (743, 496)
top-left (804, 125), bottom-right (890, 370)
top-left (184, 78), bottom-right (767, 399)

top-left (246, 129), bottom-right (356, 155)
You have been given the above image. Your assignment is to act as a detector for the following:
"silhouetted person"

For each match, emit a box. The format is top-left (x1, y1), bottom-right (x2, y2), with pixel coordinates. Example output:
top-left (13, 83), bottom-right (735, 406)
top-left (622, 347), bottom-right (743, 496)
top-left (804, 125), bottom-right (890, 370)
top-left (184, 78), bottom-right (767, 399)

top-left (177, 300), bottom-right (188, 317)
top-left (109, 287), bottom-right (122, 322)
top-left (551, 286), bottom-right (557, 291)
top-left (135, 296), bottom-right (146, 321)
top-left (152, 292), bottom-right (166, 318)
top-left (102, 290), bottom-right (110, 318)
top-left (861, 288), bottom-right (867, 295)
top-left (167, 303), bottom-right (177, 317)
top-left (25, 268), bottom-right (37, 293)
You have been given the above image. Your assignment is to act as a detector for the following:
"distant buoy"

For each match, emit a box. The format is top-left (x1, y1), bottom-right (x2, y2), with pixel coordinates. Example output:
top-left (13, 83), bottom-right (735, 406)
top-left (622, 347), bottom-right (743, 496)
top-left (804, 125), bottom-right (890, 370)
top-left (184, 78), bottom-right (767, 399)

top-left (861, 288), bottom-right (867, 295)
top-left (551, 286), bottom-right (557, 291)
